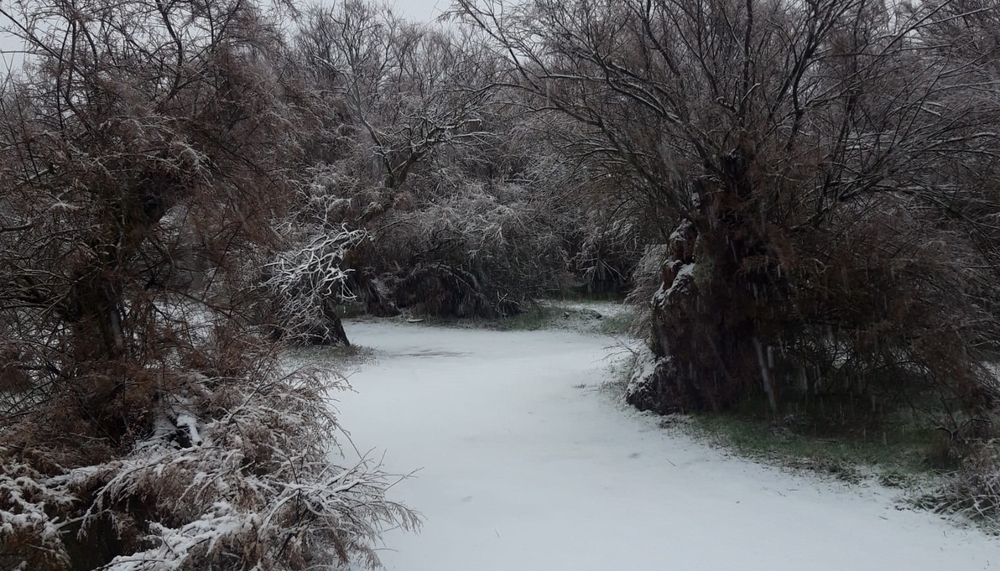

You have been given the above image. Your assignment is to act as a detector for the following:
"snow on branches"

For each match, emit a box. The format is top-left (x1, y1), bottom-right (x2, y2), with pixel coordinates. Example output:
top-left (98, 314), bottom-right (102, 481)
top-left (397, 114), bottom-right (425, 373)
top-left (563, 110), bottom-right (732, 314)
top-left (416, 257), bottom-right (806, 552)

top-left (262, 227), bottom-right (369, 345)
top-left (0, 350), bottom-right (419, 570)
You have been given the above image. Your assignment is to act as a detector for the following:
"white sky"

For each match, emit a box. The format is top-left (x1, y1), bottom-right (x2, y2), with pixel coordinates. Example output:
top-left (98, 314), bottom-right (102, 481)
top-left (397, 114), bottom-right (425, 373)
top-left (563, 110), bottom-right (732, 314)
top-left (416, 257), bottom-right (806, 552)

top-left (0, 28), bottom-right (22, 74)
top-left (391, 0), bottom-right (451, 21)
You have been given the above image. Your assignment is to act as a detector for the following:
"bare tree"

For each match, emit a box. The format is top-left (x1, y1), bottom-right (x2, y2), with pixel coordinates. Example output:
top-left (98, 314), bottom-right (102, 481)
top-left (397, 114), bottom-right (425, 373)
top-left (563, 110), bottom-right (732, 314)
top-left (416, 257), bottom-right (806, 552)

top-left (299, 0), bottom-right (500, 203)
top-left (453, 0), bottom-right (1000, 412)
top-left (288, 1), bottom-right (577, 318)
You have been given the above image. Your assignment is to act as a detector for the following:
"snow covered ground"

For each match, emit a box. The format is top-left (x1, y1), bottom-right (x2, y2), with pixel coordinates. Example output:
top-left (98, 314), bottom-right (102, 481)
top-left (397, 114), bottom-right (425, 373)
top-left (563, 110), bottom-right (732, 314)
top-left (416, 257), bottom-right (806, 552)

top-left (333, 322), bottom-right (997, 571)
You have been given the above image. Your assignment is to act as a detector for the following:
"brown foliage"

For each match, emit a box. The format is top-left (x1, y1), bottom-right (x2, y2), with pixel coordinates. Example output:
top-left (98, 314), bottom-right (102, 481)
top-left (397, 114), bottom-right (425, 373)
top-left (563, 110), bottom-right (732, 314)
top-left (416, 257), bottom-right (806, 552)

top-left (0, 0), bottom-right (418, 567)
top-left (455, 0), bottom-right (1000, 418)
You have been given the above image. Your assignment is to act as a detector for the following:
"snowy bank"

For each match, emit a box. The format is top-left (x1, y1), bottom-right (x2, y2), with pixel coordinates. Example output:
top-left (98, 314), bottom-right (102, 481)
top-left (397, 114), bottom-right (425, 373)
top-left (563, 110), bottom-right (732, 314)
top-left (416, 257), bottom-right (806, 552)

top-left (333, 322), bottom-right (997, 571)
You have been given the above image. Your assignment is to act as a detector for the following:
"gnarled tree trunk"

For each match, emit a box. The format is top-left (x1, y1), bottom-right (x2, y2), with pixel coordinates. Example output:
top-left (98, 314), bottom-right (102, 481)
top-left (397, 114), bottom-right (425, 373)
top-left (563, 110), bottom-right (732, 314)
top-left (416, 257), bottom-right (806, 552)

top-left (631, 151), bottom-right (791, 413)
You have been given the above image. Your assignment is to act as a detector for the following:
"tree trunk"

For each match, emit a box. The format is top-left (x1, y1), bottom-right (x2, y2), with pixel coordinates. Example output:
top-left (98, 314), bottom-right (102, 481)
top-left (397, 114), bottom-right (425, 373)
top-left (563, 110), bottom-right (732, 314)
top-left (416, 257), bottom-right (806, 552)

top-left (299, 298), bottom-right (351, 346)
top-left (631, 151), bottom-right (790, 413)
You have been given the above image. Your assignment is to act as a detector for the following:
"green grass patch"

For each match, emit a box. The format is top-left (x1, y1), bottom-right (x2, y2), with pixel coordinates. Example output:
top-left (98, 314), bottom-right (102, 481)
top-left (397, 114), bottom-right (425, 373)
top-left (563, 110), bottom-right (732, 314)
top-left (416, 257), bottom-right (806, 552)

top-left (551, 290), bottom-right (629, 303)
top-left (596, 311), bottom-right (635, 336)
top-left (686, 398), bottom-right (948, 487)
top-left (373, 302), bottom-right (637, 336)
top-left (488, 306), bottom-right (563, 331)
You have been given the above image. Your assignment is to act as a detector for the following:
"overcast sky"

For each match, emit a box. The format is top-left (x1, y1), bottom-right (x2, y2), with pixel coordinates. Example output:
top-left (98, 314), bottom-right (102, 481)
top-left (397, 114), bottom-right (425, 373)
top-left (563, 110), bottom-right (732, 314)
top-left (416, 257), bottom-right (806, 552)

top-left (393, 0), bottom-right (451, 20)
top-left (0, 29), bottom-right (21, 73)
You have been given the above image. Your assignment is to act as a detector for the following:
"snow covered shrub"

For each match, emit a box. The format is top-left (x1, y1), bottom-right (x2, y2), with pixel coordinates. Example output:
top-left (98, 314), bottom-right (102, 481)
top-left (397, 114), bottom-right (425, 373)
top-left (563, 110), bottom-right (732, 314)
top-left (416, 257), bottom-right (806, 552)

top-left (0, 0), bottom-right (420, 565)
top-left (293, 7), bottom-right (587, 317)
top-left (261, 223), bottom-right (369, 345)
top-left (0, 331), bottom-right (419, 571)
top-left (569, 210), bottom-right (645, 295)
top-left (635, 191), bottom-right (1000, 414)
top-left (380, 181), bottom-right (572, 317)
top-left (624, 244), bottom-right (670, 337)
top-left (784, 204), bottom-right (1000, 408)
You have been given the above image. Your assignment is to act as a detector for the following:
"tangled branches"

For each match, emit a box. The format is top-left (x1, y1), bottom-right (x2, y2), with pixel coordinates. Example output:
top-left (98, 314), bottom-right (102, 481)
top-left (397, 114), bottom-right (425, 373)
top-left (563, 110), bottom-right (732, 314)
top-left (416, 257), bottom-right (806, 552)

top-left (0, 336), bottom-right (419, 571)
top-left (262, 227), bottom-right (369, 345)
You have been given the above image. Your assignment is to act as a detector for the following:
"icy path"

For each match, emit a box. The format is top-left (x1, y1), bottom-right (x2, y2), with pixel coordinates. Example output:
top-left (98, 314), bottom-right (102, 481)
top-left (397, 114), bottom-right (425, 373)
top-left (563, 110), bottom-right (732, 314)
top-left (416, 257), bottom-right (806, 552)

top-left (335, 322), bottom-right (996, 571)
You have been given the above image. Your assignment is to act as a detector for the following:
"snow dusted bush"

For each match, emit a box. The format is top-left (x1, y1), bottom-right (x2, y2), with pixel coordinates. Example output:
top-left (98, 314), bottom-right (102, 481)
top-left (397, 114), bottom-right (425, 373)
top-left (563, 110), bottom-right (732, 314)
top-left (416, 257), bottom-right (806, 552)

top-left (933, 442), bottom-right (1000, 529)
top-left (382, 181), bottom-right (571, 317)
top-left (261, 222), bottom-right (369, 345)
top-left (291, 10), bottom-right (588, 318)
top-left (0, 0), bottom-right (419, 563)
top-left (570, 210), bottom-right (645, 295)
top-left (0, 332), bottom-right (419, 570)
top-left (624, 244), bottom-right (671, 337)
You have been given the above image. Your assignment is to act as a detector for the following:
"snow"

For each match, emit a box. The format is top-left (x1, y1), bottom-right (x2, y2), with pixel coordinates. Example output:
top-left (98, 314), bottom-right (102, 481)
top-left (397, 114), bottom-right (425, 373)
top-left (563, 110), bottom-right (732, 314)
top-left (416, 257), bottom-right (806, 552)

top-left (174, 413), bottom-right (202, 447)
top-left (624, 342), bottom-right (665, 399)
top-left (335, 322), bottom-right (997, 571)
top-left (537, 299), bottom-right (632, 318)
top-left (654, 261), bottom-right (695, 305)
top-left (668, 218), bottom-right (694, 244)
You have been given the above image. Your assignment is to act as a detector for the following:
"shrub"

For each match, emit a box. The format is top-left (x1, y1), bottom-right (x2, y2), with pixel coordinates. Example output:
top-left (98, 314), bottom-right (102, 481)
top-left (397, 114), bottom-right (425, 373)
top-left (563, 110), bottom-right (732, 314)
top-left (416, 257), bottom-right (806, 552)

top-left (261, 224), bottom-right (369, 345)
top-left (380, 181), bottom-right (572, 317)
top-left (0, 326), bottom-right (419, 571)
top-left (932, 441), bottom-right (1000, 529)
